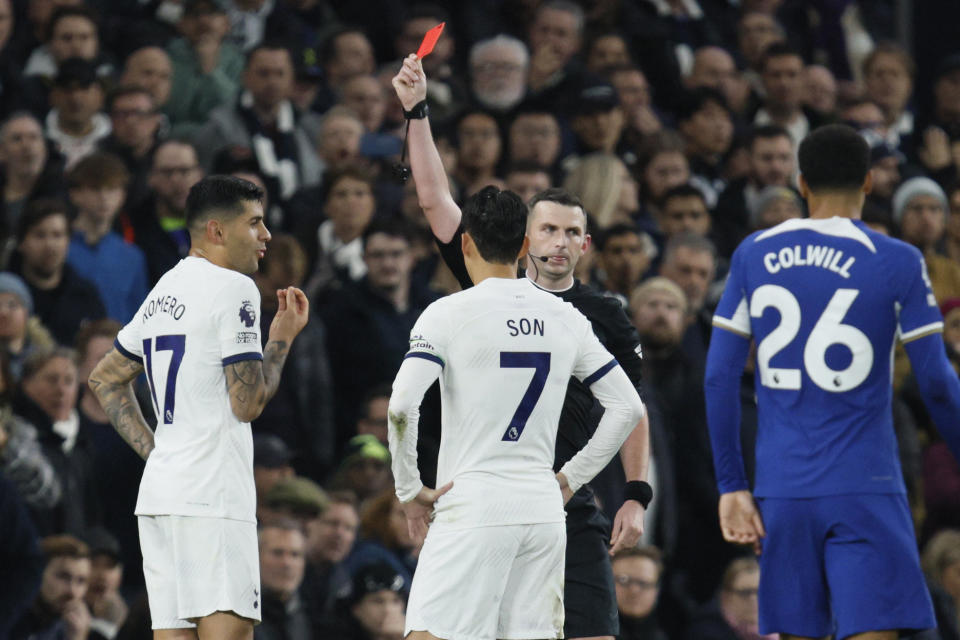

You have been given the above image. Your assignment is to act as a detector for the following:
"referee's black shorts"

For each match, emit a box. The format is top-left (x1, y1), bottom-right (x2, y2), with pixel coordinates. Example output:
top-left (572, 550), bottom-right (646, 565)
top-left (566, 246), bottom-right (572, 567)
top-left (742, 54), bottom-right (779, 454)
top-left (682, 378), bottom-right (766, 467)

top-left (563, 503), bottom-right (619, 638)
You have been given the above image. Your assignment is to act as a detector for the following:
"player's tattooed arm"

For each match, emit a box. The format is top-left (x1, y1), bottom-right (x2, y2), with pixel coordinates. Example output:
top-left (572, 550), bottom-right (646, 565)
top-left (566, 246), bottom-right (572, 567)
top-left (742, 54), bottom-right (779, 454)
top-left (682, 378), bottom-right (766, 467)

top-left (88, 349), bottom-right (155, 460)
top-left (223, 340), bottom-right (290, 422)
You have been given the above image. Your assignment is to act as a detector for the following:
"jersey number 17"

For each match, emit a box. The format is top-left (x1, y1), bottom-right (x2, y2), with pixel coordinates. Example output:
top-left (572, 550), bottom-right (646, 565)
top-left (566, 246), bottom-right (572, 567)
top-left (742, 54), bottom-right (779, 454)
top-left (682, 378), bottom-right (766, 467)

top-left (143, 334), bottom-right (186, 424)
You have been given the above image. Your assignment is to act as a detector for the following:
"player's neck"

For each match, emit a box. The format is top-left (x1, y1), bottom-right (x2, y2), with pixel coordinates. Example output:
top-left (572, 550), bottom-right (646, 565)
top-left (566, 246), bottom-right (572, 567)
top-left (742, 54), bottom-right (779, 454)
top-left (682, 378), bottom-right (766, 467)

top-left (189, 245), bottom-right (231, 270)
top-left (805, 192), bottom-right (865, 220)
top-left (467, 260), bottom-right (519, 284)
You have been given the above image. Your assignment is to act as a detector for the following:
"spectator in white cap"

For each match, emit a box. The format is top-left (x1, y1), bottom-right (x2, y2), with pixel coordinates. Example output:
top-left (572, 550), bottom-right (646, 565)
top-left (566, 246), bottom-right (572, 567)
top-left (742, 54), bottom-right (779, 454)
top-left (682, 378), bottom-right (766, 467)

top-left (892, 176), bottom-right (960, 302)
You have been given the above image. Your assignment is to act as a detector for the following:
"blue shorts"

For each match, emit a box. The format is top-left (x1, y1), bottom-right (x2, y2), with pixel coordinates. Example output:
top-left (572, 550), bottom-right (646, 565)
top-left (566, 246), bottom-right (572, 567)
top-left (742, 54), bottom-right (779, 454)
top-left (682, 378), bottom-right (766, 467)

top-left (756, 494), bottom-right (935, 639)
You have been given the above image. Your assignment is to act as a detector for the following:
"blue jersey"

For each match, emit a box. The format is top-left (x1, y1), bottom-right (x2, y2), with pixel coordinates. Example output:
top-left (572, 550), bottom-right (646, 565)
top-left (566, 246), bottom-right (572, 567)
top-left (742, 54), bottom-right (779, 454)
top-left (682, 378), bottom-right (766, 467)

top-left (712, 217), bottom-right (943, 497)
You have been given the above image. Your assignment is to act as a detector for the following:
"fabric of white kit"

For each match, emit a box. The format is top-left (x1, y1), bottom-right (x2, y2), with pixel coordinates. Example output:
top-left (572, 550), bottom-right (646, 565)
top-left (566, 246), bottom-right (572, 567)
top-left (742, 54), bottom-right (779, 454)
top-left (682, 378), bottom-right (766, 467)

top-left (115, 257), bottom-right (263, 522)
top-left (404, 521), bottom-right (566, 640)
top-left (394, 278), bottom-right (621, 528)
top-left (138, 515), bottom-right (261, 628)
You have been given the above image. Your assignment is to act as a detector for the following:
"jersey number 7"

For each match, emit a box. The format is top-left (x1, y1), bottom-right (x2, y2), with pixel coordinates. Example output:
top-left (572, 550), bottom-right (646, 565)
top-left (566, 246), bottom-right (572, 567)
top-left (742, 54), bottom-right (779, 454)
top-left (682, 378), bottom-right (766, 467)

top-left (143, 334), bottom-right (186, 424)
top-left (500, 352), bottom-right (551, 441)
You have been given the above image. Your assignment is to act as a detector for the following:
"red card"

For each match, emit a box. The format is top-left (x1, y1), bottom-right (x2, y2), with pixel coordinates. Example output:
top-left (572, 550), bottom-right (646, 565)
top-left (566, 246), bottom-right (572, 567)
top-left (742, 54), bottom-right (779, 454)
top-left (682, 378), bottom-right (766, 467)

top-left (416, 22), bottom-right (445, 58)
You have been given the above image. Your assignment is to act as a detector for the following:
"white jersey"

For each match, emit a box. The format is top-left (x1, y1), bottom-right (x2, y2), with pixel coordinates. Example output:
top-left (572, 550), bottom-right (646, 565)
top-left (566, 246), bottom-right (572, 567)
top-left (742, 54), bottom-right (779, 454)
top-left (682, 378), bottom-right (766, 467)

top-left (116, 257), bottom-right (263, 522)
top-left (398, 277), bottom-right (621, 528)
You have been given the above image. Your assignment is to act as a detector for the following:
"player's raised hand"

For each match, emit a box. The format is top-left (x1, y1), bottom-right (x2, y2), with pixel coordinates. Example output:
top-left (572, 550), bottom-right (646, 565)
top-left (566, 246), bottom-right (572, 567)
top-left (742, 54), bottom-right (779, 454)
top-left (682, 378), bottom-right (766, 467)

top-left (719, 490), bottom-right (766, 554)
top-left (391, 54), bottom-right (427, 112)
top-left (609, 500), bottom-right (645, 556)
top-left (401, 481), bottom-right (453, 545)
top-left (269, 287), bottom-right (309, 342)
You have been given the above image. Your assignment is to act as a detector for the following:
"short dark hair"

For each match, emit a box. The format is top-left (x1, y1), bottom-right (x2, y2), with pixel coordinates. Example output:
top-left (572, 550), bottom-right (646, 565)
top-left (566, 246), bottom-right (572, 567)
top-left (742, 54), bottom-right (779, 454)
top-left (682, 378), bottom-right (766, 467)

top-left (75, 319), bottom-right (122, 365)
top-left (761, 41), bottom-right (803, 71)
top-left (362, 217), bottom-right (414, 250)
top-left (661, 183), bottom-right (707, 209)
top-left (748, 124), bottom-right (792, 149)
top-left (185, 175), bottom-right (264, 231)
top-left (48, 5), bottom-right (99, 42)
top-left (676, 87), bottom-right (729, 123)
top-left (17, 198), bottom-right (70, 243)
top-left (403, 3), bottom-right (451, 24)
top-left (245, 40), bottom-right (293, 70)
top-left (106, 84), bottom-right (155, 112)
top-left (528, 187), bottom-right (588, 232)
top-left (321, 27), bottom-right (368, 66)
top-left (321, 164), bottom-right (375, 202)
top-left (595, 222), bottom-right (640, 251)
top-left (798, 124), bottom-right (870, 193)
top-left (461, 186), bottom-right (528, 264)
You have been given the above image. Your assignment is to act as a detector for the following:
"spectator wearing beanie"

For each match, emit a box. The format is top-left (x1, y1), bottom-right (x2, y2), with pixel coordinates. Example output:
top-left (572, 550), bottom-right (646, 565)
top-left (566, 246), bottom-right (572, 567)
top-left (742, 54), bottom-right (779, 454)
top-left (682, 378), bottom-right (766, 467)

top-left (892, 176), bottom-right (960, 303)
top-left (0, 271), bottom-right (56, 381)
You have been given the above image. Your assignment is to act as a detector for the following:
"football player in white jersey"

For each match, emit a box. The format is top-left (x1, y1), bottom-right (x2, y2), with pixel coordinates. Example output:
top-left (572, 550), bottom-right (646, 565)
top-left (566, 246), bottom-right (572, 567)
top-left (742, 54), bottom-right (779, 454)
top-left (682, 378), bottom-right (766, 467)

top-left (388, 186), bottom-right (646, 640)
top-left (88, 176), bottom-right (308, 640)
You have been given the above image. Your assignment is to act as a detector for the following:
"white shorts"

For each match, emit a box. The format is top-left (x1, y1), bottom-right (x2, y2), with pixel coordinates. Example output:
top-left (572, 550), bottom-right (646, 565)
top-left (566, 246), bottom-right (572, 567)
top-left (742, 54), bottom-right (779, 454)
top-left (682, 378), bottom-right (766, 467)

top-left (138, 515), bottom-right (261, 629)
top-left (405, 521), bottom-right (566, 640)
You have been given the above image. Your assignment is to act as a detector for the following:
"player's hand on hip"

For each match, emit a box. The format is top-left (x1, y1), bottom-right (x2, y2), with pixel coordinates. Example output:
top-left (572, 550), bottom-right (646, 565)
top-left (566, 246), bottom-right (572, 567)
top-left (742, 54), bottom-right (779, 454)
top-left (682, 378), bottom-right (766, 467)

top-left (555, 472), bottom-right (574, 505)
top-left (609, 500), bottom-right (646, 556)
top-left (391, 54), bottom-right (427, 111)
top-left (402, 482), bottom-right (453, 545)
top-left (269, 287), bottom-right (309, 342)
top-left (719, 490), bottom-right (766, 554)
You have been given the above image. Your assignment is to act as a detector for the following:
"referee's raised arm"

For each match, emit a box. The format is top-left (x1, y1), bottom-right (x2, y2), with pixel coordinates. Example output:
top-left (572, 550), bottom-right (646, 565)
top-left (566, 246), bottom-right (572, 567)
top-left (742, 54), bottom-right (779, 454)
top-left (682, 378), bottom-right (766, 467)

top-left (392, 54), bottom-right (462, 243)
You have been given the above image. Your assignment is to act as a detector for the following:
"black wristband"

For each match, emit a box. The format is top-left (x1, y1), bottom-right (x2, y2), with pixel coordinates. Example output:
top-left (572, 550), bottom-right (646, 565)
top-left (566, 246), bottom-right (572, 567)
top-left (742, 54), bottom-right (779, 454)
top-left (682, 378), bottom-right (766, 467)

top-left (403, 99), bottom-right (429, 120)
top-left (624, 480), bottom-right (653, 508)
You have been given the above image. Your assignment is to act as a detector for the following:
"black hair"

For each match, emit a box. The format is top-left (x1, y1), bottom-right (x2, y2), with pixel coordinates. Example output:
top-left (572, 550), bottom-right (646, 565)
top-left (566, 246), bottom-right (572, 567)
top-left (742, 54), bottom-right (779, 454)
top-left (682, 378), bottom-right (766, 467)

top-left (594, 222), bottom-right (640, 251)
top-left (403, 3), bottom-right (451, 23)
top-left (184, 175), bottom-right (264, 231)
top-left (760, 41), bottom-right (804, 71)
top-left (676, 87), bottom-right (729, 123)
top-left (17, 198), bottom-right (70, 243)
top-left (361, 216), bottom-right (414, 250)
top-left (245, 40), bottom-right (294, 69)
top-left (798, 124), bottom-right (870, 193)
top-left (106, 84), bottom-right (155, 112)
top-left (461, 186), bottom-right (528, 264)
top-left (748, 124), bottom-right (792, 149)
top-left (321, 26), bottom-right (369, 67)
top-left (47, 5), bottom-right (99, 42)
top-left (661, 183), bottom-right (707, 208)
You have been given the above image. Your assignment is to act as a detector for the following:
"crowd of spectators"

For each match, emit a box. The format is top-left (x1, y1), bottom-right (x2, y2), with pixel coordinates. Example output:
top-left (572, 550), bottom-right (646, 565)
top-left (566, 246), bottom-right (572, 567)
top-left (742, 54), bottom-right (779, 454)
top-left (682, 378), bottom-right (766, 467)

top-left (1, 0), bottom-right (960, 639)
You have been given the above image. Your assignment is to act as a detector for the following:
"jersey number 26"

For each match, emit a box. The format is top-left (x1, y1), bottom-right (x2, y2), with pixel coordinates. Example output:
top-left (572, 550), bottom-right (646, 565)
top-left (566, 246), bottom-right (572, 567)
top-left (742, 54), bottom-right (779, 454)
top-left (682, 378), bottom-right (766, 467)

top-left (751, 286), bottom-right (873, 392)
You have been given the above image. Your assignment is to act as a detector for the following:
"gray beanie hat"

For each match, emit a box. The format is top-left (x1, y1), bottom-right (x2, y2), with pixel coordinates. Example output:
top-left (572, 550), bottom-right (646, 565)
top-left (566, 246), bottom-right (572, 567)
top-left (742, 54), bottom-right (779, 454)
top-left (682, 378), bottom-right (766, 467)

top-left (0, 272), bottom-right (33, 314)
top-left (892, 177), bottom-right (948, 225)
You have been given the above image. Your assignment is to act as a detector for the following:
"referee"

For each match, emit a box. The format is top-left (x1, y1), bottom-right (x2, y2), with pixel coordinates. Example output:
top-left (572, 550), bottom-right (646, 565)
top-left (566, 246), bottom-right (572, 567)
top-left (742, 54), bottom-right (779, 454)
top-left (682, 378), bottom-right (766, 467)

top-left (392, 53), bottom-right (652, 640)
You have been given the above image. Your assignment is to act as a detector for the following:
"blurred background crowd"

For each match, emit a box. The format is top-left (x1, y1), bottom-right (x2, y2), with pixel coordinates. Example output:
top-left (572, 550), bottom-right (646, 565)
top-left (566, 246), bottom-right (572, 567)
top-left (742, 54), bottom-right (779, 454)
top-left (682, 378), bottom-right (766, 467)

top-left (1, 0), bottom-right (959, 639)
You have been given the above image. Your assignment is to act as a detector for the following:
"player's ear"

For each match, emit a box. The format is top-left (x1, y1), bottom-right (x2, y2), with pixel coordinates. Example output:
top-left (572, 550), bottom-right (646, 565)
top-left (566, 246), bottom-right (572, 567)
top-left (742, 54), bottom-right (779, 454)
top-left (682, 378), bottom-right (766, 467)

top-left (206, 219), bottom-right (224, 244)
top-left (797, 174), bottom-right (811, 200)
top-left (862, 169), bottom-right (873, 195)
top-left (582, 233), bottom-right (592, 252)
top-left (461, 231), bottom-right (474, 258)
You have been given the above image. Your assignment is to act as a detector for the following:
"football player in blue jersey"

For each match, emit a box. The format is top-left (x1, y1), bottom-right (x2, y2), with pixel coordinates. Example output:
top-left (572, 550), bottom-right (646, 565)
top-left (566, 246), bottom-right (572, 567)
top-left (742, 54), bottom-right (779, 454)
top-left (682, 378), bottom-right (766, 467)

top-left (705, 123), bottom-right (960, 640)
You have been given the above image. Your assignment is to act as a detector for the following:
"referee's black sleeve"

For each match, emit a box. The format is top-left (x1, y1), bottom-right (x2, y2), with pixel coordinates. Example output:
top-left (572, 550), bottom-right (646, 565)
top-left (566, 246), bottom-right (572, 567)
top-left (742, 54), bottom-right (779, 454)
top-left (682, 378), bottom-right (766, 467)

top-left (433, 226), bottom-right (473, 290)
